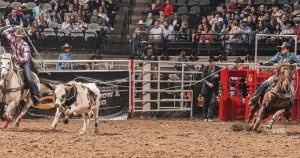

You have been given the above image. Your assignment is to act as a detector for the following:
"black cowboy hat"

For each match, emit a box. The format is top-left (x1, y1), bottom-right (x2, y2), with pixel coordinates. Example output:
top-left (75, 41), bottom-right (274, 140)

top-left (234, 57), bottom-right (244, 63)
top-left (277, 42), bottom-right (291, 49)
top-left (208, 55), bottom-right (218, 62)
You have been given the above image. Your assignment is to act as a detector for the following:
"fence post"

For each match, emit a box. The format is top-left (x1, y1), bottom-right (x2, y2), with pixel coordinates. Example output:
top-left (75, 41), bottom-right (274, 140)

top-left (130, 59), bottom-right (135, 119)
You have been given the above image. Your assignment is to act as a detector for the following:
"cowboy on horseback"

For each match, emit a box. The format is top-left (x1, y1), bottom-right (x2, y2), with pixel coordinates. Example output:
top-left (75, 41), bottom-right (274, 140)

top-left (1, 26), bottom-right (40, 105)
top-left (248, 42), bottom-right (300, 107)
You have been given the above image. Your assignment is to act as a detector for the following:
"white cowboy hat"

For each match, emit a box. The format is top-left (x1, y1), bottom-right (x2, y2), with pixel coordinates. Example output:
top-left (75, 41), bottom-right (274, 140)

top-left (14, 28), bottom-right (25, 37)
top-left (61, 43), bottom-right (72, 49)
top-left (137, 20), bottom-right (145, 25)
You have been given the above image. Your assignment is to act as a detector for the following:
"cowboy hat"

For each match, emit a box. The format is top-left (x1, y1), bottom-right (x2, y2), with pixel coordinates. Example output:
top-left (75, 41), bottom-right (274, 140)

top-left (61, 43), bottom-right (72, 49)
top-left (234, 57), bottom-right (244, 63)
top-left (14, 28), bottom-right (25, 37)
top-left (137, 20), bottom-right (145, 25)
top-left (208, 55), bottom-right (218, 62)
top-left (277, 42), bottom-right (291, 49)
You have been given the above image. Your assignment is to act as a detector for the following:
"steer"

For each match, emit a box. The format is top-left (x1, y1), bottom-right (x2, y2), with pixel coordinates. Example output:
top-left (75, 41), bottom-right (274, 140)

top-left (50, 81), bottom-right (100, 134)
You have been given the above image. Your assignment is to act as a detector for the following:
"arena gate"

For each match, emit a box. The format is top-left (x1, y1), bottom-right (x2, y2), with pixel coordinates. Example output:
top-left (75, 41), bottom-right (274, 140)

top-left (219, 34), bottom-right (300, 122)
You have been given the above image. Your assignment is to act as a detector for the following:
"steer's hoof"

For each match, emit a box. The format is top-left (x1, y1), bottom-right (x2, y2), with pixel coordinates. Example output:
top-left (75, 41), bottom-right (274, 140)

top-left (266, 124), bottom-right (272, 130)
top-left (79, 131), bottom-right (85, 135)
top-left (63, 119), bottom-right (69, 124)
top-left (49, 126), bottom-right (56, 130)
top-left (14, 122), bottom-right (20, 128)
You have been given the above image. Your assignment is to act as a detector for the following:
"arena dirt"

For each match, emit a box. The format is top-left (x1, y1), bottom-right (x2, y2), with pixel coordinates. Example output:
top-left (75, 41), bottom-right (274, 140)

top-left (0, 119), bottom-right (299, 158)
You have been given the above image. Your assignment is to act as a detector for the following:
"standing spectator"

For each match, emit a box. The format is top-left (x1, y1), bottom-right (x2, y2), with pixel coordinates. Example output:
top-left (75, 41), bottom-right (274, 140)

top-left (169, 13), bottom-right (181, 32)
top-left (192, 24), bottom-right (203, 42)
top-left (149, 21), bottom-right (163, 41)
top-left (131, 20), bottom-right (148, 55)
top-left (142, 44), bottom-right (156, 60)
top-left (145, 13), bottom-right (154, 29)
top-left (57, 43), bottom-right (76, 70)
top-left (295, 0), bottom-right (300, 11)
top-left (5, 9), bottom-right (22, 26)
top-left (212, 18), bottom-right (226, 34)
top-left (200, 25), bottom-right (213, 43)
top-left (162, 0), bottom-right (173, 17)
top-left (32, 0), bottom-right (45, 19)
top-left (201, 56), bottom-right (220, 122)
top-left (162, 21), bottom-right (174, 41)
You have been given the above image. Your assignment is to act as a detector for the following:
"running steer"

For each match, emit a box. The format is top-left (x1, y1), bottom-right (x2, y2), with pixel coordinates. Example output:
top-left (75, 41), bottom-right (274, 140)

top-left (50, 81), bottom-right (100, 134)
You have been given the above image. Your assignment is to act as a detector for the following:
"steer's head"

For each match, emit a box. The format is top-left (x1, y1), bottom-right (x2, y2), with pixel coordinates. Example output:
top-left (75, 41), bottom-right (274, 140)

top-left (54, 84), bottom-right (67, 108)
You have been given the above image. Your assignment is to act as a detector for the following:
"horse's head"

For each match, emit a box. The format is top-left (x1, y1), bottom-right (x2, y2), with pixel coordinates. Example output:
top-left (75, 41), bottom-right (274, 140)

top-left (277, 62), bottom-right (291, 92)
top-left (0, 53), bottom-right (12, 79)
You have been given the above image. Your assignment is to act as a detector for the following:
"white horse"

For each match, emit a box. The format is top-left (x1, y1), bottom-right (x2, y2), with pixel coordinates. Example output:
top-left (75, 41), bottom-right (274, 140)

top-left (0, 53), bottom-right (40, 128)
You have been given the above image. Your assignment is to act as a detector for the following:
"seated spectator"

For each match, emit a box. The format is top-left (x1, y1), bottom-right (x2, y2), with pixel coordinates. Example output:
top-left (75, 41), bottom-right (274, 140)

top-left (42, 9), bottom-right (51, 24)
top-left (57, 43), bottom-right (76, 70)
top-left (277, 13), bottom-right (289, 31)
top-left (87, 0), bottom-right (99, 12)
top-left (28, 21), bottom-right (45, 40)
top-left (69, 0), bottom-right (81, 13)
top-left (270, 0), bottom-right (281, 10)
top-left (257, 5), bottom-right (266, 21)
top-left (37, 14), bottom-right (48, 30)
top-left (62, 16), bottom-right (74, 34)
top-left (70, 14), bottom-right (77, 24)
top-left (145, 13), bottom-right (154, 29)
top-left (212, 18), bottom-right (226, 34)
top-left (192, 24), bottom-right (203, 42)
top-left (162, 21), bottom-right (174, 41)
top-left (295, 0), bottom-right (300, 11)
top-left (33, 0), bottom-right (45, 19)
top-left (143, 0), bottom-right (164, 15)
top-left (90, 9), bottom-right (106, 29)
top-left (74, 16), bottom-right (88, 29)
top-left (228, 20), bottom-right (241, 41)
top-left (157, 16), bottom-right (166, 27)
top-left (239, 18), bottom-right (252, 42)
top-left (295, 21), bottom-right (300, 42)
top-left (162, 0), bottom-right (173, 17)
top-left (22, 13), bottom-right (34, 28)
top-left (200, 25), bottom-right (213, 43)
top-left (178, 21), bottom-right (191, 41)
top-left (256, 21), bottom-right (270, 34)
top-left (209, 12), bottom-right (221, 26)
top-left (0, 14), bottom-right (5, 27)
top-left (50, 10), bottom-right (62, 24)
top-left (247, 15), bottom-right (256, 31)
top-left (262, 12), bottom-right (271, 28)
top-left (268, 17), bottom-right (278, 33)
top-left (81, 3), bottom-right (92, 21)
top-left (5, 9), bottom-right (22, 26)
top-left (200, 16), bottom-right (211, 29)
top-left (99, 6), bottom-right (109, 22)
top-left (223, 12), bottom-right (232, 27)
top-left (169, 13), bottom-right (181, 32)
top-left (19, 3), bottom-right (30, 21)
top-left (280, 20), bottom-right (295, 35)
top-left (228, 0), bottom-right (241, 14)
top-left (149, 21), bottom-right (163, 41)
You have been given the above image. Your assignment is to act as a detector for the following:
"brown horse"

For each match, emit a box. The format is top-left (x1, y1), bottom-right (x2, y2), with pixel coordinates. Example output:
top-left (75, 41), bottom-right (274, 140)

top-left (247, 63), bottom-right (293, 131)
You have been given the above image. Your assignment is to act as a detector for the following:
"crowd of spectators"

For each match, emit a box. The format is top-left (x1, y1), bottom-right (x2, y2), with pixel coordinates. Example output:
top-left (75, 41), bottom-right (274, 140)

top-left (0, 0), bottom-right (121, 40)
top-left (132, 0), bottom-right (300, 57)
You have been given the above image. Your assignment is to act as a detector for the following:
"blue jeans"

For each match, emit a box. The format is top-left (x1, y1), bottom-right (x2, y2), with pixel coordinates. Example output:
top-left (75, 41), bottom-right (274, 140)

top-left (203, 91), bottom-right (217, 119)
top-left (250, 75), bottom-right (294, 103)
top-left (21, 61), bottom-right (40, 98)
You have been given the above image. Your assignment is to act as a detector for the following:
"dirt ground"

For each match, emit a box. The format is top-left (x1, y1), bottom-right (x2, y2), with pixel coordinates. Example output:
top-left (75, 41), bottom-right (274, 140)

top-left (0, 119), bottom-right (299, 158)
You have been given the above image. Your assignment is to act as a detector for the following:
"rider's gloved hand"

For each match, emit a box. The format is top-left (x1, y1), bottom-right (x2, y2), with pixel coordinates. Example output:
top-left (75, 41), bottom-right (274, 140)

top-left (259, 61), bottom-right (264, 66)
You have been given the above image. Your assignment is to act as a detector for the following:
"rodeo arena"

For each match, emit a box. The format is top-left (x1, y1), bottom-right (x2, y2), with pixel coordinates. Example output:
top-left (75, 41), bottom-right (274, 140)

top-left (1, 0), bottom-right (300, 157)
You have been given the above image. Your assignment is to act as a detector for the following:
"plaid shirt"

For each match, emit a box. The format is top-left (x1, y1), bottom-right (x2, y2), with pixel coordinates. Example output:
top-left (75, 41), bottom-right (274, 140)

top-left (2, 27), bottom-right (30, 63)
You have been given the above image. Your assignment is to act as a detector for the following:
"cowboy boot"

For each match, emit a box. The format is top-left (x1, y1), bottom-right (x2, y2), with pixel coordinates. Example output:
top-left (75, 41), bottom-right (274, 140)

top-left (248, 95), bottom-right (260, 106)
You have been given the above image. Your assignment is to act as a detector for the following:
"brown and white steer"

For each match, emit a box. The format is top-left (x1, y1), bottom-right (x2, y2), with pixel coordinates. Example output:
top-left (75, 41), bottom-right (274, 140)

top-left (50, 81), bottom-right (100, 134)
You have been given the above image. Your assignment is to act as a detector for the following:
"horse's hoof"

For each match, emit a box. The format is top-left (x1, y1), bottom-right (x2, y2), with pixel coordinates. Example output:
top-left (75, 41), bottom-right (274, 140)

top-left (266, 124), bottom-right (272, 130)
top-left (49, 126), bottom-right (56, 130)
top-left (14, 122), bottom-right (19, 128)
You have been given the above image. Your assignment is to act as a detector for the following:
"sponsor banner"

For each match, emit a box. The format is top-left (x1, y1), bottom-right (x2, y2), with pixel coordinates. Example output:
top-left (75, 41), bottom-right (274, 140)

top-left (26, 71), bottom-right (129, 118)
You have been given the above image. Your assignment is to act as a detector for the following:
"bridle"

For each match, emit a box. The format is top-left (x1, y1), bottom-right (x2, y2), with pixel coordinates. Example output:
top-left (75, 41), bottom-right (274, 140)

top-left (0, 56), bottom-right (13, 79)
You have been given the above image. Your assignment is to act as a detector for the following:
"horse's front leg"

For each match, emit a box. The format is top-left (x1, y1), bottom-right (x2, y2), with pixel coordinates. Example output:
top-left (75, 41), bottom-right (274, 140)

top-left (14, 98), bottom-right (33, 127)
top-left (253, 105), bottom-right (266, 131)
top-left (80, 113), bottom-right (89, 134)
top-left (266, 109), bottom-right (285, 129)
top-left (2, 101), bottom-right (19, 129)
top-left (50, 107), bottom-right (63, 130)
top-left (247, 104), bottom-right (259, 130)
